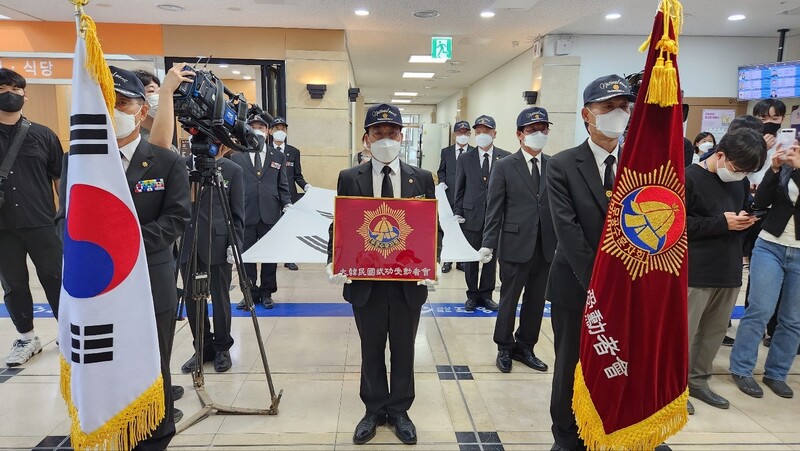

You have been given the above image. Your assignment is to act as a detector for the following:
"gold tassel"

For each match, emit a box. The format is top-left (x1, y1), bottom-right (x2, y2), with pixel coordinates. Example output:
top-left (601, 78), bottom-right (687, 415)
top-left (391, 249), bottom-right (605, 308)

top-left (573, 362), bottom-right (689, 450)
top-left (61, 355), bottom-right (166, 450)
top-left (640, 0), bottom-right (683, 107)
top-left (79, 13), bottom-right (116, 116)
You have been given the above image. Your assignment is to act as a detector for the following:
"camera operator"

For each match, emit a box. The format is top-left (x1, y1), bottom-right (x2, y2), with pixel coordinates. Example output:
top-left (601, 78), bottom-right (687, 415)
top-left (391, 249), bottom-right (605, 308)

top-left (0, 68), bottom-right (63, 367)
top-left (143, 65), bottom-right (194, 152)
top-left (56, 66), bottom-right (191, 449)
top-left (230, 114), bottom-right (292, 310)
top-left (179, 150), bottom-right (244, 374)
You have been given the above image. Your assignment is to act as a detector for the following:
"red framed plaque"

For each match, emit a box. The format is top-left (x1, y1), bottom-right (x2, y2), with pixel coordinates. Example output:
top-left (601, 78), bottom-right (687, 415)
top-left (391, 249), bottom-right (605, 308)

top-left (333, 196), bottom-right (438, 281)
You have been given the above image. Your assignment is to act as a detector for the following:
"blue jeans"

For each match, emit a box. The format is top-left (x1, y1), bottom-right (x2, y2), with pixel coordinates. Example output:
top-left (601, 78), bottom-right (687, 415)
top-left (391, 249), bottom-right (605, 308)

top-left (730, 238), bottom-right (800, 381)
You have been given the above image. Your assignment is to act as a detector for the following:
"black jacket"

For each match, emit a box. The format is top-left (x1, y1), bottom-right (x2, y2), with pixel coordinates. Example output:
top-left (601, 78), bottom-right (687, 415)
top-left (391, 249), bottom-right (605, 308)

top-left (275, 144), bottom-right (308, 202)
top-left (180, 157), bottom-right (245, 266)
top-left (327, 161), bottom-right (436, 309)
top-left (453, 146), bottom-right (511, 232)
top-left (230, 148), bottom-right (291, 226)
top-left (437, 144), bottom-right (473, 206)
top-left (482, 149), bottom-right (556, 263)
top-left (753, 165), bottom-right (800, 241)
top-left (545, 140), bottom-right (610, 311)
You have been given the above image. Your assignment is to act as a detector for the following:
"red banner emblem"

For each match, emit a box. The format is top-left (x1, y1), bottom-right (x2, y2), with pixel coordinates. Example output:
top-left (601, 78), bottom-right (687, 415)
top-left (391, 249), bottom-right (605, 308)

top-left (333, 197), bottom-right (437, 281)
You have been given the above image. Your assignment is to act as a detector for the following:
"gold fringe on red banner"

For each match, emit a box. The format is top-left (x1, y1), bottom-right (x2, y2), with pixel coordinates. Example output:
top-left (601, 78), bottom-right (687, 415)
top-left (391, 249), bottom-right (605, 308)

top-left (573, 363), bottom-right (689, 450)
top-left (639, 0), bottom-right (683, 107)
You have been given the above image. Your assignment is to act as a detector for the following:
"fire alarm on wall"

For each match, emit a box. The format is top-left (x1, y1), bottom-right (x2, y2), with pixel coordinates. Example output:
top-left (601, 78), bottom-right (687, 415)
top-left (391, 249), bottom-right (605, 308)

top-left (555, 39), bottom-right (573, 55)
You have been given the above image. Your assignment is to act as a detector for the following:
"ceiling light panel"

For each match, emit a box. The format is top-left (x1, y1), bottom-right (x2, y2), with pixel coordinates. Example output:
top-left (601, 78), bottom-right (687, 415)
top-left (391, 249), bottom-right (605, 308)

top-left (403, 72), bottom-right (435, 78)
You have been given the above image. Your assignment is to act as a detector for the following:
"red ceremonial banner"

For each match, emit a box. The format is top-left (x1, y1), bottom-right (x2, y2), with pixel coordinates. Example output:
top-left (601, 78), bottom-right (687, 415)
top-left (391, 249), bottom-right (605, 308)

top-left (573, 1), bottom-right (689, 449)
top-left (332, 197), bottom-right (438, 281)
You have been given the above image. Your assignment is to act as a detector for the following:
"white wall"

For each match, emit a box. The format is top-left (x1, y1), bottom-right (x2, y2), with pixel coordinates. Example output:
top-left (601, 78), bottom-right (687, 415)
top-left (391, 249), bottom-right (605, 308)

top-left (544, 34), bottom-right (778, 144)
top-left (436, 92), bottom-right (461, 132)
top-left (465, 51), bottom-right (533, 153)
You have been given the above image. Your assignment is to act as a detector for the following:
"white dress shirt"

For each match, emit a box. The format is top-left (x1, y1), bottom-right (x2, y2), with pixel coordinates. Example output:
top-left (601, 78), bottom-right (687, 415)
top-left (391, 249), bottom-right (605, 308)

top-left (478, 146), bottom-right (495, 170)
top-left (119, 135), bottom-right (141, 172)
top-left (371, 157), bottom-right (401, 199)
top-left (455, 144), bottom-right (468, 159)
top-left (587, 138), bottom-right (619, 183)
top-left (274, 143), bottom-right (285, 153)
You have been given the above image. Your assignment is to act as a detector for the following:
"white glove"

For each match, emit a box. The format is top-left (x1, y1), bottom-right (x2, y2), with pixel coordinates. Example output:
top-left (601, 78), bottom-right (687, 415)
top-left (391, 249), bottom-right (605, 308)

top-left (454, 215), bottom-right (466, 224)
top-left (226, 246), bottom-right (235, 264)
top-left (303, 184), bottom-right (312, 192)
top-left (478, 247), bottom-right (493, 264)
top-left (282, 203), bottom-right (294, 213)
top-left (440, 183), bottom-right (448, 191)
top-left (326, 263), bottom-right (352, 285)
top-left (417, 263), bottom-right (442, 287)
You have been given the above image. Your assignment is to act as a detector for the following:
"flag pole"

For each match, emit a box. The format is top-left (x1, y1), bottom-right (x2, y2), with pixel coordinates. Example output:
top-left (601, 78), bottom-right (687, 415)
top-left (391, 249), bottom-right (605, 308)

top-left (69, 0), bottom-right (88, 37)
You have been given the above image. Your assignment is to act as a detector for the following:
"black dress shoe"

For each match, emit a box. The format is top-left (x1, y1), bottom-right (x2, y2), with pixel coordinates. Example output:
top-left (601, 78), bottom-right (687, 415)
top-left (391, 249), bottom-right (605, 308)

top-left (442, 262), bottom-right (452, 273)
top-left (689, 387), bottom-right (729, 409)
top-left (512, 347), bottom-right (548, 372)
top-left (721, 335), bottom-right (735, 347)
top-left (763, 336), bottom-right (772, 347)
top-left (464, 298), bottom-right (477, 312)
top-left (686, 399), bottom-right (694, 415)
top-left (284, 263), bottom-right (299, 271)
top-left (731, 374), bottom-right (764, 398)
top-left (173, 408), bottom-right (183, 423)
top-left (763, 377), bottom-right (794, 398)
top-left (181, 353), bottom-right (214, 374)
top-left (388, 412), bottom-right (417, 445)
top-left (261, 296), bottom-right (275, 309)
top-left (496, 350), bottom-right (512, 373)
top-left (237, 295), bottom-right (257, 311)
top-left (353, 412), bottom-right (386, 445)
top-left (171, 385), bottom-right (184, 401)
top-left (482, 298), bottom-right (499, 311)
top-left (215, 351), bottom-right (232, 373)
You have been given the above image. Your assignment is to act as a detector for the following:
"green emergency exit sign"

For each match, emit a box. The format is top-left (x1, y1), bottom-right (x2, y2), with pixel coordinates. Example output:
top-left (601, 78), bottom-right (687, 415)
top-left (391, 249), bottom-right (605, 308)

top-left (431, 37), bottom-right (452, 60)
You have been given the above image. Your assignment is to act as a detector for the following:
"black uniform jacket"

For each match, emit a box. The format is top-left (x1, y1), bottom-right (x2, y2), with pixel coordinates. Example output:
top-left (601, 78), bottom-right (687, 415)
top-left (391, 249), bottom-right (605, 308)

top-left (230, 148), bottom-right (291, 226)
top-left (453, 146), bottom-right (511, 232)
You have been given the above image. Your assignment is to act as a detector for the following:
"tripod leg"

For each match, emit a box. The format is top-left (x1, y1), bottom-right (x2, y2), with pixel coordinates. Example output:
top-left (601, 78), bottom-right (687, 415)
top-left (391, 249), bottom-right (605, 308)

top-left (212, 181), bottom-right (280, 407)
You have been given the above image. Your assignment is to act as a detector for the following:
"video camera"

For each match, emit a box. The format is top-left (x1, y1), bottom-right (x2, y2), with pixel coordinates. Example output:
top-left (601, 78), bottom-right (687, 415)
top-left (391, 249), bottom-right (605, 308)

top-left (173, 65), bottom-right (262, 157)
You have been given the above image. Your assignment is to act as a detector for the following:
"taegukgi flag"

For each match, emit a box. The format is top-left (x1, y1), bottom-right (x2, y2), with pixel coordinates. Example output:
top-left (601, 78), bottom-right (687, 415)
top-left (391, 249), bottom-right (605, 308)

top-left (58, 16), bottom-right (164, 450)
top-left (572, 0), bottom-right (689, 449)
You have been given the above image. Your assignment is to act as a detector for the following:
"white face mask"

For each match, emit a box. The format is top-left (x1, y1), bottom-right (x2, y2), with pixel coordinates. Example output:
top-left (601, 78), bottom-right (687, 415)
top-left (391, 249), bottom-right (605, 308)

top-left (455, 135), bottom-right (470, 146)
top-left (590, 108), bottom-right (630, 139)
top-left (272, 130), bottom-right (287, 143)
top-left (523, 131), bottom-right (548, 150)
top-left (475, 133), bottom-right (494, 148)
top-left (697, 141), bottom-right (714, 153)
top-left (253, 129), bottom-right (266, 138)
top-left (145, 94), bottom-right (159, 118)
top-left (113, 106), bottom-right (142, 140)
top-left (369, 138), bottom-right (402, 164)
top-left (716, 157), bottom-right (748, 182)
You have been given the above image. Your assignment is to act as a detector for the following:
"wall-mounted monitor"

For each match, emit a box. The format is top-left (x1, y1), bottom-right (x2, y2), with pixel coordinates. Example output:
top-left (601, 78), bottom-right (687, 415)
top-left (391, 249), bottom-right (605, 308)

top-left (738, 60), bottom-right (800, 101)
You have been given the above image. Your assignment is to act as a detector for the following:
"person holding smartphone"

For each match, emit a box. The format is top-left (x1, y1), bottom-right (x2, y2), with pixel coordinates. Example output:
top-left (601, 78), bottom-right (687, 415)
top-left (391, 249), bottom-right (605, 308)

top-left (730, 139), bottom-right (800, 400)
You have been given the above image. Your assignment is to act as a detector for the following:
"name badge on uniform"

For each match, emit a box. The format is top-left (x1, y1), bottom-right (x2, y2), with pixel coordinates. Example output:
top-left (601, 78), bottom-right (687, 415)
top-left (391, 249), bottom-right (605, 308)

top-left (135, 178), bottom-right (165, 193)
top-left (286, 161), bottom-right (294, 167)
top-left (270, 161), bottom-right (281, 170)
top-left (223, 179), bottom-right (230, 189)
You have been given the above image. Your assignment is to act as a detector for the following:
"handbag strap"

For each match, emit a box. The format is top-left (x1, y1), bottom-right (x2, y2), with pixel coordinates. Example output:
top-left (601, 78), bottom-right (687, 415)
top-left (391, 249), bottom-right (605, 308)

top-left (0, 118), bottom-right (31, 180)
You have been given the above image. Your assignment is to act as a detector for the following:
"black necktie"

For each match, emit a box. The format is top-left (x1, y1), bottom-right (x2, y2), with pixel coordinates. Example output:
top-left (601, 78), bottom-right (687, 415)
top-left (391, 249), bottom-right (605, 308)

top-left (457, 148), bottom-right (464, 159)
top-left (482, 153), bottom-right (490, 183)
top-left (531, 157), bottom-right (540, 196)
top-left (603, 155), bottom-right (616, 192)
top-left (254, 150), bottom-right (263, 175)
top-left (381, 165), bottom-right (393, 198)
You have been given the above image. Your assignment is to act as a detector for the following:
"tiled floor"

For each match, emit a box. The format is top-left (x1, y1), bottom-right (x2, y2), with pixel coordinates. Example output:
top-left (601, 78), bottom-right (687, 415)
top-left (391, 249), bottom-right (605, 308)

top-left (2, 262), bottom-right (799, 450)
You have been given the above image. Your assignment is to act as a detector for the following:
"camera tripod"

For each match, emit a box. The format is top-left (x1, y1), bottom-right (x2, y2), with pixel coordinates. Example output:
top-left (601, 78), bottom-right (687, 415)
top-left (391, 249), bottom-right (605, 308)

top-left (175, 141), bottom-right (282, 433)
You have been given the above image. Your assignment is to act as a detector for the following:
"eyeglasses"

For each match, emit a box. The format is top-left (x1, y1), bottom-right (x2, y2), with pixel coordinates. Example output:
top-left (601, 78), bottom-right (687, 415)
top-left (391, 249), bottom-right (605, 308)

top-left (369, 130), bottom-right (401, 140)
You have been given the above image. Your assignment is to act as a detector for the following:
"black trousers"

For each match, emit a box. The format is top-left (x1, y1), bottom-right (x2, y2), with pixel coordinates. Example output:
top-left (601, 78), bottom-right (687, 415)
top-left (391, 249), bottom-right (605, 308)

top-left (184, 260), bottom-right (234, 355)
top-left (550, 303), bottom-right (585, 451)
top-left (243, 221), bottom-right (276, 297)
top-left (494, 239), bottom-right (549, 351)
top-left (134, 261), bottom-right (178, 450)
top-left (352, 282), bottom-right (421, 416)
top-left (0, 226), bottom-right (62, 333)
top-left (462, 228), bottom-right (497, 301)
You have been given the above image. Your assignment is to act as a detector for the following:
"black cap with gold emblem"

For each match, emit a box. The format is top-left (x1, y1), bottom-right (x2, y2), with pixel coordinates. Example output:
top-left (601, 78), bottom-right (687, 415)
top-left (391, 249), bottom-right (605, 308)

top-left (516, 107), bottom-right (552, 127)
top-left (473, 115), bottom-right (496, 129)
top-left (364, 103), bottom-right (403, 129)
top-left (583, 74), bottom-right (636, 104)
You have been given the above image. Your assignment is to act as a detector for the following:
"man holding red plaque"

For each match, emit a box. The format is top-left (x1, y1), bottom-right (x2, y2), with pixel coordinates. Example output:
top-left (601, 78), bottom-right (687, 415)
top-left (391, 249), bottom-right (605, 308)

top-left (327, 103), bottom-right (438, 446)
